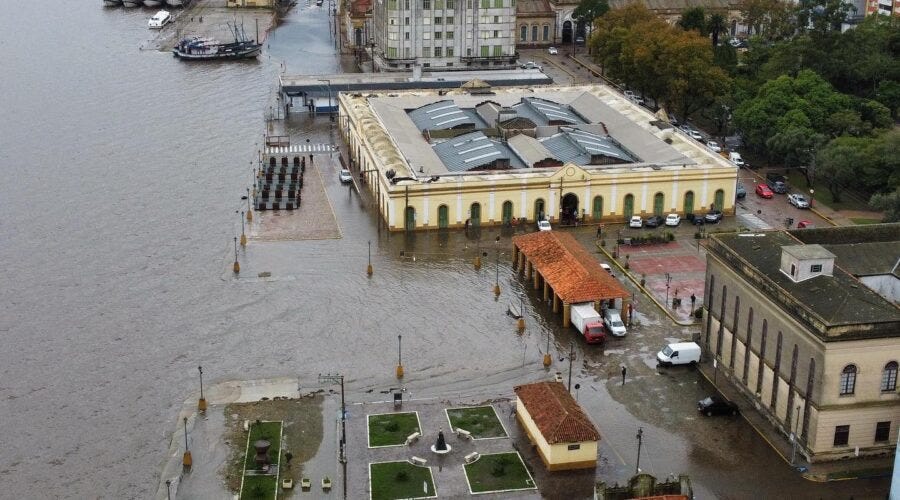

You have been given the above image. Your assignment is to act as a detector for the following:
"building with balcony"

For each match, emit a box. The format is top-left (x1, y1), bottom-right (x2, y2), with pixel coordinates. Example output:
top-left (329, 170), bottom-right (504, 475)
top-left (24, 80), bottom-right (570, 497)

top-left (701, 224), bottom-right (900, 462)
top-left (372, 0), bottom-right (518, 71)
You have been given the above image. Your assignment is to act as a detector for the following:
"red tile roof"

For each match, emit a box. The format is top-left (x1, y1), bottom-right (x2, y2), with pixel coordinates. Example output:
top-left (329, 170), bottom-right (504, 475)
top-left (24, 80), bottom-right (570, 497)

top-left (350, 0), bottom-right (371, 16)
top-left (512, 231), bottom-right (629, 304)
top-left (514, 381), bottom-right (600, 444)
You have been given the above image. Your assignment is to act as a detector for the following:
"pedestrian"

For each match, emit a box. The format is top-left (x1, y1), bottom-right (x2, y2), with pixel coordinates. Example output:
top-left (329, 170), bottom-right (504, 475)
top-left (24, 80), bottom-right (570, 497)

top-left (285, 451), bottom-right (293, 465)
top-left (596, 225), bottom-right (602, 238)
top-left (691, 293), bottom-right (697, 309)
top-left (621, 365), bottom-right (627, 386)
top-left (199, 16), bottom-right (203, 22)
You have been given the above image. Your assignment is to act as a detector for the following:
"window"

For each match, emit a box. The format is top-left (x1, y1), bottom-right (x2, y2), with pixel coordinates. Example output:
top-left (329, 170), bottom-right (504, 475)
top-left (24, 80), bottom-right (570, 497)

top-left (481, 0), bottom-right (489, 7)
top-left (423, 0), bottom-right (431, 8)
top-left (446, 31), bottom-right (454, 39)
top-left (435, 16), bottom-right (442, 24)
top-left (447, 47), bottom-right (454, 56)
top-left (567, 444), bottom-right (581, 451)
top-left (875, 422), bottom-right (891, 442)
top-left (387, 47), bottom-right (398, 58)
top-left (389, 18), bottom-right (395, 25)
top-left (493, 30), bottom-right (499, 38)
top-left (811, 264), bottom-right (822, 272)
top-left (404, 47), bottom-right (411, 57)
top-left (446, 0), bottom-right (454, 8)
top-left (404, 16), bottom-right (409, 24)
top-left (840, 365), bottom-right (857, 395)
top-left (833, 425), bottom-right (850, 446)
top-left (494, 0), bottom-right (502, 7)
top-left (434, 31), bottom-right (442, 39)
top-left (543, 24), bottom-right (549, 41)
top-left (434, 46), bottom-right (442, 56)
top-left (882, 361), bottom-right (898, 392)
top-left (493, 45), bottom-right (501, 56)
top-left (422, 47), bottom-right (431, 57)
top-left (388, 0), bottom-right (397, 8)
top-left (791, 263), bottom-right (796, 276)
top-left (405, 32), bottom-right (410, 39)
top-left (480, 45), bottom-right (489, 56)
top-left (405, 0), bottom-right (409, 7)
top-left (445, 16), bottom-right (454, 23)
top-left (532, 25), bottom-right (538, 41)
top-left (435, 0), bottom-right (443, 7)
top-left (520, 25), bottom-right (527, 41)
top-left (494, 15), bottom-right (500, 23)
top-left (388, 32), bottom-right (398, 40)
top-left (423, 32), bottom-right (431, 39)
top-left (467, 48), bottom-right (472, 56)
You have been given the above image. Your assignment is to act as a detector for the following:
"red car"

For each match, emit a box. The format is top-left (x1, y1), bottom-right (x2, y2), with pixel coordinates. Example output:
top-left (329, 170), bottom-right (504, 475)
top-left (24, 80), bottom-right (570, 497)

top-left (755, 184), bottom-right (774, 198)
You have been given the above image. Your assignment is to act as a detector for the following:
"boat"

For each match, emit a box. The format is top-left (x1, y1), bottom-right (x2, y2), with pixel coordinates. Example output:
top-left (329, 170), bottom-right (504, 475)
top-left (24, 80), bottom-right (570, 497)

top-left (166, 0), bottom-right (184, 7)
top-left (103, 0), bottom-right (123, 7)
top-left (144, 0), bottom-right (163, 7)
top-left (122, 0), bottom-right (141, 7)
top-left (148, 10), bottom-right (172, 29)
top-left (172, 22), bottom-right (262, 61)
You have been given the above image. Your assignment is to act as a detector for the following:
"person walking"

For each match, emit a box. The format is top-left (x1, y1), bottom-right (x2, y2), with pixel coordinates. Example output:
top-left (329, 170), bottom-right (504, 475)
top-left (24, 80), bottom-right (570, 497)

top-left (621, 365), bottom-right (627, 386)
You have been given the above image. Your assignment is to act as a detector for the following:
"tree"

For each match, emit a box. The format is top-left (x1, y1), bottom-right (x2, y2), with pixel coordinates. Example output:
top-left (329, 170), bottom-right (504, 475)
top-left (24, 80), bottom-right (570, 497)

top-left (815, 137), bottom-right (867, 202)
top-left (869, 188), bottom-right (900, 223)
top-left (708, 13), bottom-right (727, 47)
top-left (678, 7), bottom-right (707, 36)
top-left (573, 0), bottom-right (610, 34)
top-left (738, 0), bottom-right (793, 40)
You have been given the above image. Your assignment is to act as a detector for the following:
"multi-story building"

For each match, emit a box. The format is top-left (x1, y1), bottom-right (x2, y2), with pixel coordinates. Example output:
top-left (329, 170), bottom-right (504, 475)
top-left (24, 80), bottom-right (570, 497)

top-left (701, 225), bottom-right (900, 462)
top-left (866, 0), bottom-right (899, 16)
top-left (373, 0), bottom-right (518, 71)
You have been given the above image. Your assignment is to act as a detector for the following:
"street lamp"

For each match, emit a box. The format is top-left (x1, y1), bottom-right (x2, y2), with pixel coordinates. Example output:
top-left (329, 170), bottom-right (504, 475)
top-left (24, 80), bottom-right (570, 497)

top-left (396, 334), bottom-right (404, 378)
top-left (559, 341), bottom-right (576, 392)
top-left (232, 237), bottom-right (240, 274)
top-left (635, 427), bottom-right (643, 474)
top-left (791, 405), bottom-right (802, 465)
top-left (182, 417), bottom-right (192, 468)
top-left (665, 273), bottom-right (672, 307)
top-left (246, 188), bottom-right (253, 222)
top-left (318, 79), bottom-right (333, 118)
top-left (197, 366), bottom-right (207, 412)
top-left (367, 240), bottom-right (373, 276)
top-left (574, 383), bottom-right (581, 402)
top-left (809, 189), bottom-right (815, 209)
top-left (165, 479), bottom-right (171, 500)
top-left (240, 211), bottom-right (247, 246)
top-left (493, 236), bottom-right (501, 297)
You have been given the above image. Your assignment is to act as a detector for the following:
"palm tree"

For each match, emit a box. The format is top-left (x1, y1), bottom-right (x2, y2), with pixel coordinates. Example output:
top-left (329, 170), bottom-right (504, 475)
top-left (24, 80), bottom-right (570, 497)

top-left (709, 13), bottom-right (727, 47)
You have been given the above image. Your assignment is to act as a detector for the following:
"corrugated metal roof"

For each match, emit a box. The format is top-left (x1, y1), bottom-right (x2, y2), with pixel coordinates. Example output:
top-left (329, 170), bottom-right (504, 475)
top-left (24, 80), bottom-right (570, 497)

top-left (408, 100), bottom-right (485, 131)
top-left (513, 97), bottom-right (586, 126)
top-left (432, 131), bottom-right (524, 172)
top-left (540, 127), bottom-right (635, 165)
top-left (514, 381), bottom-right (601, 444)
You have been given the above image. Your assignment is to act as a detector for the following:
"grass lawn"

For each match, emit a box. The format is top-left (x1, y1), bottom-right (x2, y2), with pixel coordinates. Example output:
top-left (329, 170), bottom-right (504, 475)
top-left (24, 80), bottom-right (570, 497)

top-left (782, 170), bottom-right (872, 212)
top-left (446, 406), bottom-right (507, 439)
top-left (850, 217), bottom-right (882, 225)
top-left (368, 412), bottom-right (420, 447)
top-left (240, 474), bottom-right (277, 500)
top-left (464, 452), bottom-right (534, 493)
top-left (244, 421), bottom-right (283, 472)
top-left (369, 461), bottom-right (436, 500)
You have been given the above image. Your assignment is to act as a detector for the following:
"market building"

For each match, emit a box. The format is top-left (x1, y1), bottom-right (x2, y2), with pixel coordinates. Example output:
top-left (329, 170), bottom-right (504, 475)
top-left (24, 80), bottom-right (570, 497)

top-left (701, 224), bottom-right (900, 462)
top-left (339, 84), bottom-right (739, 231)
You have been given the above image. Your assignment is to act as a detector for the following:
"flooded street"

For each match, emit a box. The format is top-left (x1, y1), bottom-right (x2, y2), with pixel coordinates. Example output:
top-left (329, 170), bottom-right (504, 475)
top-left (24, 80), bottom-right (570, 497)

top-left (0, 2), bottom-right (889, 499)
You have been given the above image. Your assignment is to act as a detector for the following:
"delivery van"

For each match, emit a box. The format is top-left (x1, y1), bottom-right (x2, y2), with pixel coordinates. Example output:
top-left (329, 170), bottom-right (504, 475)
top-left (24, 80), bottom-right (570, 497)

top-left (603, 308), bottom-right (627, 337)
top-left (656, 342), bottom-right (701, 366)
top-left (570, 302), bottom-right (607, 344)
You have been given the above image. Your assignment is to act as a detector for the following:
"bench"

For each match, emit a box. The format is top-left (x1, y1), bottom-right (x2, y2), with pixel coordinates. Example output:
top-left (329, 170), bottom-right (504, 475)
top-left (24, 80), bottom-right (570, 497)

top-left (464, 452), bottom-right (480, 464)
top-left (455, 428), bottom-right (472, 440)
top-left (410, 456), bottom-right (427, 466)
top-left (242, 420), bottom-right (250, 432)
top-left (405, 431), bottom-right (420, 446)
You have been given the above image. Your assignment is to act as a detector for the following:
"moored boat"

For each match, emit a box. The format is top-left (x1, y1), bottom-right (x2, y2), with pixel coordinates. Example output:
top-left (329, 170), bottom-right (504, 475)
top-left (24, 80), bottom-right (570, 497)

top-left (172, 22), bottom-right (261, 61)
top-left (122, 0), bottom-right (141, 6)
top-left (148, 10), bottom-right (172, 29)
top-left (103, 0), bottom-right (123, 7)
top-left (144, 0), bottom-right (163, 7)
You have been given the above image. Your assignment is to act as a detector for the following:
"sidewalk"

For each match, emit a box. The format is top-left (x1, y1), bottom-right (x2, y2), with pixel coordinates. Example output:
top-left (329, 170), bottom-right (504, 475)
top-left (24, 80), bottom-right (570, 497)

top-left (695, 361), bottom-right (894, 483)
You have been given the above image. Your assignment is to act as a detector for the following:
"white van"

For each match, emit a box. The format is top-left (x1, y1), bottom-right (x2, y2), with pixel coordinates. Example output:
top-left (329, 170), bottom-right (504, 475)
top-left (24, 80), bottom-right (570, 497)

top-left (728, 152), bottom-right (745, 167)
top-left (657, 342), bottom-right (701, 366)
top-left (603, 308), bottom-right (627, 337)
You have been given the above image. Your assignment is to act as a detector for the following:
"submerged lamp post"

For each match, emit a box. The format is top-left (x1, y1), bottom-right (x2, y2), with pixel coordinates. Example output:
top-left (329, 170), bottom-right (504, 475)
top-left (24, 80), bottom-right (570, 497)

top-left (396, 334), bottom-right (404, 378)
top-left (232, 237), bottom-right (240, 274)
top-left (165, 480), bottom-right (171, 500)
top-left (197, 366), bottom-right (207, 412)
top-left (246, 188), bottom-right (253, 221)
top-left (635, 427), bottom-right (643, 473)
top-left (493, 236), bottom-right (501, 296)
top-left (543, 331), bottom-right (552, 367)
top-left (182, 417), bottom-right (192, 468)
top-left (367, 240), bottom-right (373, 276)
top-left (665, 273), bottom-right (672, 307)
top-left (559, 341), bottom-right (575, 392)
top-left (240, 211), bottom-right (247, 246)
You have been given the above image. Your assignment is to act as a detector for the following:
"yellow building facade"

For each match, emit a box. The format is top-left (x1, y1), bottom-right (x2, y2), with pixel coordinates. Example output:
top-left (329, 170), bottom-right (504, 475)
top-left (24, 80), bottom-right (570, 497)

top-left (339, 85), bottom-right (739, 231)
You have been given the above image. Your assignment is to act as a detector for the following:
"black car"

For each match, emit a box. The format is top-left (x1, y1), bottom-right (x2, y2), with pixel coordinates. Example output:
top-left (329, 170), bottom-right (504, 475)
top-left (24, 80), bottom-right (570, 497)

top-left (704, 210), bottom-right (723, 223)
top-left (644, 215), bottom-right (665, 228)
top-left (697, 396), bottom-right (739, 416)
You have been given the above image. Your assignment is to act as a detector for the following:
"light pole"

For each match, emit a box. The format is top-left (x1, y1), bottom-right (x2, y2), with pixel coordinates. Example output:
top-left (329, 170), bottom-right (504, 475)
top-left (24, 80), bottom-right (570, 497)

top-left (574, 383), bottom-right (581, 402)
top-left (232, 237), bottom-right (240, 274)
top-left (809, 189), bottom-right (815, 209)
top-left (396, 334), bottom-right (404, 378)
top-left (182, 417), bottom-right (192, 468)
top-left (367, 240), bottom-right (373, 276)
top-left (635, 427), bottom-right (643, 474)
top-left (543, 330), bottom-right (552, 367)
top-left (166, 479), bottom-right (171, 500)
top-left (318, 373), bottom-right (347, 497)
top-left (246, 188), bottom-right (253, 222)
top-left (240, 211), bottom-right (247, 246)
top-left (559, 341), bottom-right (575, 392)
top-left (319, 79), bottom-right (333, 118)
top-left (493, 236), bottom-right (501, 297)
top-left (197, 366), bottom-right (207, 412)
top-left (665, 273), bottom-right (672, 308)
top-left (791, 405), bottom-right (801, 466)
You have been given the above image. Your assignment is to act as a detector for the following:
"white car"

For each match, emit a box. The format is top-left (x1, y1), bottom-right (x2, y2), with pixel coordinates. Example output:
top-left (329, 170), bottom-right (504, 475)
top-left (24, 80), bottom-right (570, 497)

top-left (339, 169), bottom-right (352, 183)
top-left (706, 141), bottom-right (722, 153)
top-left (520, 61), bottom-right (541, 70)
top-left (600, 263), bottom-right (612, 274)
top-left (537, 220), bottom-right (552, 231)
top-left (629, 215), bottom-right (643, 228)
top-left (788, 193), bottom-right (810, 208)
top-left (548, 46), bottom-right (558, 55)
top-left (665, 213), bottom-right (681, 226)
top-left (688, 130), bottom-right (703, 141)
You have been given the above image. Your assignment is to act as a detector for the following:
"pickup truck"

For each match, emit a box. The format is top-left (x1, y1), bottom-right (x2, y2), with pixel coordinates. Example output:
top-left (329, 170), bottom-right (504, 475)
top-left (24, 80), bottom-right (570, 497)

top-left (570, 303), bottom-right (607, 344)
top-left (765, 173), bottom-right (788, 194)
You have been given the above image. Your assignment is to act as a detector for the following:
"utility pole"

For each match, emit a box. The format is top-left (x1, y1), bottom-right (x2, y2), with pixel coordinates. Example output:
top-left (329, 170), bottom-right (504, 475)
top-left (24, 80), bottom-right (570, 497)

top-left (567, 341), bottom-right (575, 392)
top-left (318, 373), bottom-right (347, 498)
top-left (635, 427), bottom-right (643, 474)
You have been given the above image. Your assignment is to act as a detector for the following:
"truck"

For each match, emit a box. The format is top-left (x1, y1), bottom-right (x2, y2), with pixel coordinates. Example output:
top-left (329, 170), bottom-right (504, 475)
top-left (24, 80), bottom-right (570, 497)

top-left (728, 151), bottom-right (745, 167)
top-left (570, 303), bottom-right (607, 344)
top-left (765, 173), bottom-right (788, 194)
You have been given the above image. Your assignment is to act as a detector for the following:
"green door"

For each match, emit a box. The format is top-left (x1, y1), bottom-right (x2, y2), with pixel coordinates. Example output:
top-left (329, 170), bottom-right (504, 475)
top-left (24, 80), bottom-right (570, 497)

top-left (405, 206), bottom-right (416, 231)
top-left (470, 203), bottom-right (481, 227)
top-left (683, 191), bottom-right (695, 215)
top-left (623, 194), bottom-right (634, 218)
top-left (534, 199), bottom-right (545, 221)
top-left (501, 201), bottom-right (513, 224)
top-left (653, 192), bottom-right (664, 215)
top-left (592, 196), bottom-right (603, 220)
top-left (714, 189), bottom-right (725, 211)
top-left (438, 205), bottom-right (449, 229)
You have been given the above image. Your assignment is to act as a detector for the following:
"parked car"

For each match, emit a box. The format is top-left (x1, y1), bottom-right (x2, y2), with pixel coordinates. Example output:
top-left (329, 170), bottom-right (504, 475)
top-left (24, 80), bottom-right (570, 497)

top-left (728, 151), bottom-right (745, 167)
top-left (603, 308), bottom-right (627, 336)
top-left (600, 263), bottom-right (612, 274)
top-left (698, 396), bottom-right (739, 417)
top-left (665, 213), bottom-right (681, 226)
top-left (657, 342), bottom-right (701, 367)
top-left (339, 169), bottom-right (353, 183)
top-left (766, 173), bottom-right (788, 194)
top-left (644, 215), bottom-right (665, 228)
top-left (704, 210), bottom-right (723, 223)
top-left (688, 129), bottom-right (703, 141)
top-left (547, 46), bottom-right (558, 55)
top-left (629, 215), bottom-right (643, 228)
top-left (797, 220), bottom-right (815, 229)
top-left (537, 219), bottom-right (552, 231)
top-left (575, 36), bottom-right (585, 45)
top-left (520, 61), bottom-right (541, 70)
top-left (728, 37), bottom-right (742, 48)
top-left (706, 140), bottom-right (722, 153)
top-left (736, 182), bottom-right (747, 199)
top-left (756, 183), bottom-right (774, 198)
top-left (788, 193), bottom-right (810, 208)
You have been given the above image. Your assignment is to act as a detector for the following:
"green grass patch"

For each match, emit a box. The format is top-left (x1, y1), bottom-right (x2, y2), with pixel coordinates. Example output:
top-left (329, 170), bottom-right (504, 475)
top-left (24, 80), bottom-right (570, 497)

top-left (826, 466), bottom-right (892, 481)
top-left (464, 452), bottom-right (534, 493)
top-left (782, 170), bottom-right (872, 211)
top-left (367, 412), bottom-right (420, 447)
top-left (369, 461), bottom-right (436, 500)
top-left (850, 217), bottom-right (882, 225)
top-left (446, 406), bottom-right (507, 439)
top-left (244, 421), bottom-right (283, 472)
top-left (240, 474), bottom-right (277, 500)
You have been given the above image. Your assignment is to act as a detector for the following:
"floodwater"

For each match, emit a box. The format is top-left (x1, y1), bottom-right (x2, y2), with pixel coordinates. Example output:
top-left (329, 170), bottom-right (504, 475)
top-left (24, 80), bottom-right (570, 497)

top-left (0, 2), bottom-right (890, 499)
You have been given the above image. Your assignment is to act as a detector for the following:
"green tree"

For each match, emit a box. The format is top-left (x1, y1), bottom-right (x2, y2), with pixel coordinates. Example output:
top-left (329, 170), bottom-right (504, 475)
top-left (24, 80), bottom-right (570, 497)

top-left (875, 80), bottom-right (900, 119)
top-left (869, 188), bottom-right (900, 223)
top-left (573, 0), bottom-right (610, 36)
top-left (708, 13), bottom-right (727, 47)
top-left (815, 137), bottom-right (866, 202)
top-left (678, 7), bottom-right (707, 36)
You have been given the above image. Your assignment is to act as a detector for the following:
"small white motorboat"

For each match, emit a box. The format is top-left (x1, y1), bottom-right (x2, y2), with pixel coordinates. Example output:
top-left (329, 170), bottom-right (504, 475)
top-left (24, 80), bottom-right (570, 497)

top-left (148, 10), bottom-right (172, 29)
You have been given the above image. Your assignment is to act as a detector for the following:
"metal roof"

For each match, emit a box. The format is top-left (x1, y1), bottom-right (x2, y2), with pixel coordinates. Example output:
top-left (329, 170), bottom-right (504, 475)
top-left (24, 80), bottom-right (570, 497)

top-left (540, 126), bottom-right (635, 164)
top-left (408, 100), bottom-right (485, 131)
top-left (513, 96), bottom-right (586, 126)
top-left (432, 131), bottom-right (524, 172)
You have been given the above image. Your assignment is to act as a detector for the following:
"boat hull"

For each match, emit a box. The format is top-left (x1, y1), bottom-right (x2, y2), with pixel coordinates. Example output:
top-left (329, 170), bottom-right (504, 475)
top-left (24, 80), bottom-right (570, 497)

top-left (166, 0), bottom-right (184, 6)
top-left (122, 0), bottom-right (141, 6)
top-left (172, 44), bottom-right (262, 60)
top-left (144, 0), bottom-right (163, 6)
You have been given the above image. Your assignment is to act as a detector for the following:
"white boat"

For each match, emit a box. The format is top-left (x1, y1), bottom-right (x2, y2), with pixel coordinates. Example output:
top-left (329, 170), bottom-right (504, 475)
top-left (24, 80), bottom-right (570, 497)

top-left (143, 0), bottom-right (163, 6)
top-left (148, 10), bottom-right (172, 29)
top-left (103, 0), bottom-right (123, 7)
top-left (122, 0), bottom-right (141, 7)
top-left (166, 0), bottom-right (184, 7)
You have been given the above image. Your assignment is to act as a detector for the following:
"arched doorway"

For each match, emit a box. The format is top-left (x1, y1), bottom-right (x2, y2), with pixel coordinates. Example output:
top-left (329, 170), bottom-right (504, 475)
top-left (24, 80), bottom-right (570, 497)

top-left (592, 196), bottom-right (603, 220)
top-left (561, 193), bottom-right (579, 224)
top-left (561, 20), bottom-right (572, 44)
top-left (501, 201), bottom-right (513, 224)
top-left (683, 191), bottom-right (695, 215)
top-left (714, 189), bottom-right (725, 211)
top-left (470, 203), bottom-right (481, 227)
top-left (438, 205), bottom-right (449, 229)
top-left (405, 206), bottom-right (416, 231)
top-left (575, 20), bottom-right (586, 41)
top-left (355, 28), bottom-right (362, 47)
top-left (623, 194), bottom-right (635, 218)
top-left (653, 192), bottom-right (665, 215)
top-left (533, 199), bottom-right (546, 221)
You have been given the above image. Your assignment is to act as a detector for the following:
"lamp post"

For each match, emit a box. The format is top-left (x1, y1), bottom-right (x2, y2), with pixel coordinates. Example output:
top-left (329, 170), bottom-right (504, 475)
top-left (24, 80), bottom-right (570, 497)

top-left (396, 334), bottom-right (404, 378)
top-left (240, 211), bottom-right (247, 246)
top-left (493, 236), bottom-right (501, 297)
top-left (232, 237), bottom-right (240, 274)
top-left (166, 479), bottom-right (171, 500)
top-left (574, 383), bottom-right (581, 402)
top-left (318, 373), bottom-right (347, 497)
top-left (559, 341), bottom-right (575, 392)
top-left (318, 79), bottom-right (333, 118)
top-left (543, 331), bottom-right (552, 367)
top-left (182, 417), bottom-right (192, 468)
top-left (367, 240), bottom-right (373, 276)
top-left (246, 188), bottom-right (253, 221)
top-left (197, 366), bottom-right (207, 412)
top-left (635, 427), bottom-right (643, 474)
top-left (791, 405), bottom-right (801, 466)
top-left (809, 189), bottom-right (815, 209)
top-left (665, 273), bottom-right (672, 308)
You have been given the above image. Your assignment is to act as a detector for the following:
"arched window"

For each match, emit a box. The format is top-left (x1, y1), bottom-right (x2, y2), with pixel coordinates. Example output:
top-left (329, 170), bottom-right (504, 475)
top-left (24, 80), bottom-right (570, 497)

top-left (543, 24), bottom-right (550, 41)
top-left (520, 25), bottom-right (527, 41)
top-left (405, 206), bottom-right (416, 231)
top-left (592, 196), bottom-right (603, 220)
top-left (534, 198), bottom-right (545, 221)
top-left (532, 25), bottom-right (538, 41)
top-left (501, 200), bottom-right (513, 224)
top-left (683, 191), bottom-right (694, 215)
top-left (470, 202), bottom-right (481, 227)
top-left (714, 189), bottom-right (725, 211)
top-left (840, 365), bottom-right (857, 395)
top-left (623, 194), bottom-right (635, 218)
top-left (653, 192), bottom-right (664, 215)
top-left (437, 204), bottom-right (449, 229)
top-left (882, 361), bottom-right (898, 392)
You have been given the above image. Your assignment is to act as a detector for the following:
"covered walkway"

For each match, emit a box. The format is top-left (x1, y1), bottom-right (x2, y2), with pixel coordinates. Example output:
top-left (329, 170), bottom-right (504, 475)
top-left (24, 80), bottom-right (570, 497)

top-left (512, 231), bottom-right (630, 327)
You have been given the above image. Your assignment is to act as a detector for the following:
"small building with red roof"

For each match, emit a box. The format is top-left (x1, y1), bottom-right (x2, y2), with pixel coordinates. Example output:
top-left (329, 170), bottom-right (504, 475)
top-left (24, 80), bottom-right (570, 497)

top-left (514, 380), bottom-right (601, 471)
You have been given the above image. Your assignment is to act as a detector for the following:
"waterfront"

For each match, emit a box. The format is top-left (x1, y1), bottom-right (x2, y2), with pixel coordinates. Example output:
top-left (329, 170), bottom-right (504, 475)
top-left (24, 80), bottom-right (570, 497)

top-left (0, 3), bottom-right (892, 500)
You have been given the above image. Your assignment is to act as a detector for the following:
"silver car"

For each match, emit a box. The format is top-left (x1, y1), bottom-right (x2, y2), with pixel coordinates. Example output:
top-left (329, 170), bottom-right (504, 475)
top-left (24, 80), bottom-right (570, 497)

top-left (788, 193), bottom-right (809, 208)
